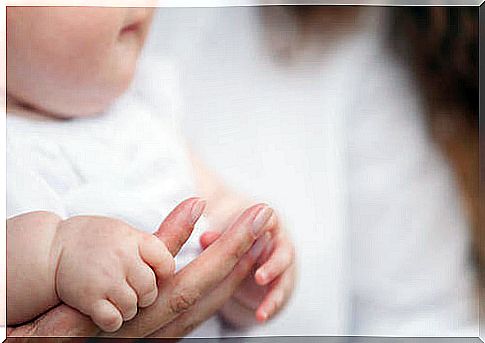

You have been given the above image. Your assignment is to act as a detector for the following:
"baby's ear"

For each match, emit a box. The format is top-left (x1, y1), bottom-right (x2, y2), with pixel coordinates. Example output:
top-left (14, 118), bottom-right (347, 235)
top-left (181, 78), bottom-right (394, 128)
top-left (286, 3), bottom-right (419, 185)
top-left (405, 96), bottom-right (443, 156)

top-left (154, 198), bottom-right (206, 256)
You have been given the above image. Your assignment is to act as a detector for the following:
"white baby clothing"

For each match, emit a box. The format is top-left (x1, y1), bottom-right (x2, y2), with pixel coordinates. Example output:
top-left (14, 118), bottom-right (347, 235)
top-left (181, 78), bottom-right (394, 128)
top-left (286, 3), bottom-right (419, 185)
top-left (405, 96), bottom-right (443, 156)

top-left (6, 88), bottom-right (219, 337)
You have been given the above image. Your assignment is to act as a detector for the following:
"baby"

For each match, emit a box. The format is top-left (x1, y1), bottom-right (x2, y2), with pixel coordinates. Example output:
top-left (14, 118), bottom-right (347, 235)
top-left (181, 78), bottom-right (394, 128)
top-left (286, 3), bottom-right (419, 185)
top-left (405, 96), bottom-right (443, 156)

top-left (6, 7), bottom-right (295, 334)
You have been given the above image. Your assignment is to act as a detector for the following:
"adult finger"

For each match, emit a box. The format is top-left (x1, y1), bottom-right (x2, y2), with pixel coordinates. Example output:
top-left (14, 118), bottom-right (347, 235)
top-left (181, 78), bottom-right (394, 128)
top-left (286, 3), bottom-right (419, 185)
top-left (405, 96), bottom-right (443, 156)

top-left (7, 304), bottom-right (99, 339)
top-left (91, 299), bottom-right (123, 333)
top-left (149, 233), bottom-right (269, 338)
top-left (166, 204), bottom-right (274, 309)
top-left (154, 197), bottom-right (206, 256)
top-left (105, 204), bottom-right (274, 338)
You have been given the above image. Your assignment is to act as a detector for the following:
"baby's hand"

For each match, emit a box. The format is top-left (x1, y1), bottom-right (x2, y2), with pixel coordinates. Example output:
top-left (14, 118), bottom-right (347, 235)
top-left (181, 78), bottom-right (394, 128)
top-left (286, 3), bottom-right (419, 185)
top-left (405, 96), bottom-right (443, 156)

top-left (200, 206), bottom-right (296, 327)
top-left (52, 216), bottom-right (175, 332)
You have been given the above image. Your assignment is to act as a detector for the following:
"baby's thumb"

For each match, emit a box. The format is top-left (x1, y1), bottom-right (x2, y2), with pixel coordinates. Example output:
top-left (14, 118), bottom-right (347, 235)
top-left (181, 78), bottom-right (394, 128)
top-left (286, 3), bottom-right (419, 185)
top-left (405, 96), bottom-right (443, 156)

top-left (154, 197), bottom-right (206, 256)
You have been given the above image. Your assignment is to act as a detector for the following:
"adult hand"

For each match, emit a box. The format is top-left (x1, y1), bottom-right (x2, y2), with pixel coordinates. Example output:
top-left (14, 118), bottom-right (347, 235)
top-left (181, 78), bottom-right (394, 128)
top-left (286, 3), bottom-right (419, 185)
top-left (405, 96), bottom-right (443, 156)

top-left (199, 211), bottom-right (296, 328)
top-left (104, 203), bottom-right (273, 337)
top-left (7, 198), bottom-right (272, 339)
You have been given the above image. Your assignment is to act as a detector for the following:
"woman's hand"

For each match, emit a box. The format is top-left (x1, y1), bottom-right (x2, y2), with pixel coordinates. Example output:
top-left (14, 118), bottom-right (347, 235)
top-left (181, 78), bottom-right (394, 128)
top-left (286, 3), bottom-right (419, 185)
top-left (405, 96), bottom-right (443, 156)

top-left (7, 198), bottom-right (272, 339)
top-left (200, 210), bottom-right (296, 328)
top-left (190, 153), bottom-right (296, 329)
top-left (104, 202), bottom-right (274, 337)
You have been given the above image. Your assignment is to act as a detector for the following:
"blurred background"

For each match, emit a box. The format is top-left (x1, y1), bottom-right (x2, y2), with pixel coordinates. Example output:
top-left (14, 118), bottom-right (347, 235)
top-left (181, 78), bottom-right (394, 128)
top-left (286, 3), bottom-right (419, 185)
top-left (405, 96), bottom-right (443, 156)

top-left (135, 6), bottom-right (480, 337)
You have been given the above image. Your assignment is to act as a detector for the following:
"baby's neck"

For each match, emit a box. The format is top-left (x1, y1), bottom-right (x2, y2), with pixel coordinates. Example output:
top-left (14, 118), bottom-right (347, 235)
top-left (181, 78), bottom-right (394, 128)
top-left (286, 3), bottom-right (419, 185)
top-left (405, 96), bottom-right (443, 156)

top-left (6, 95), bottom-right (64, 122)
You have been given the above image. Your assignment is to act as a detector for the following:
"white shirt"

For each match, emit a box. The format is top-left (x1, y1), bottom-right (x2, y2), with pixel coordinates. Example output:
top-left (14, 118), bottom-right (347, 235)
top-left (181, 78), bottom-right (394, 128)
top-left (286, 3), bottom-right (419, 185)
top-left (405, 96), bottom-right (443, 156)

top-left (144, 6), bottom-right (478, 337)
top-left (6, 88), bottom-right (220, 337)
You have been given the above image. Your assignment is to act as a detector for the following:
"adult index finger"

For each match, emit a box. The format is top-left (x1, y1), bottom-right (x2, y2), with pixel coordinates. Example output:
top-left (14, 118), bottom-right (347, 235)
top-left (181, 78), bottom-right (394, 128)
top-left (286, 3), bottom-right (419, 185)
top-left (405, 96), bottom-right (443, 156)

top-left (106, 203), bottom-right (274, 338)
top-left (154, 197), bottom-right (206, 256)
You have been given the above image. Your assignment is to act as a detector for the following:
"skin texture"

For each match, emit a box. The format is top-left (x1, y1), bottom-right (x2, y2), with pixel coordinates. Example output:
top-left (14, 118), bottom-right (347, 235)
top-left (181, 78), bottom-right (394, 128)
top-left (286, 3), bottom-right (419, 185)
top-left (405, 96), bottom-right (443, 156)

top-left (7, 199), bottom-right (276, 339)
top-left (6, 207), bottom-right (187, 332)
top-left (6, 7), bottom-right (296, 337)
top-left (7, 161), bottom-right (296, 338)
top-left (7, 7), bottom-right (154, 117)
top-left (54, 216), bottom-right (176, 332)
top-left (200, 221), bottom-right (296, 326)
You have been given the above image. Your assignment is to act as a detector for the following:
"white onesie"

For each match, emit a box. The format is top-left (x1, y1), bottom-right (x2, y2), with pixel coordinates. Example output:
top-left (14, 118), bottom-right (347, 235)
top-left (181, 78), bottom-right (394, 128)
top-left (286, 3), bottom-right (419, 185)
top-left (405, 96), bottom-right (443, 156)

top-left (6, 90), bottom-right (219, 337)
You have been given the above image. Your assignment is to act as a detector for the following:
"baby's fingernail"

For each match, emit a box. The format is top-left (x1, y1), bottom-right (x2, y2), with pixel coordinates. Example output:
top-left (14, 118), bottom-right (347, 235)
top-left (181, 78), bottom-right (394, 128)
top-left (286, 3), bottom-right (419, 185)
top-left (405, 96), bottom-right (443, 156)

top-left (252, 206), bottom-right (273, 237)
top-left (191, 199), bottom-right (207, 224)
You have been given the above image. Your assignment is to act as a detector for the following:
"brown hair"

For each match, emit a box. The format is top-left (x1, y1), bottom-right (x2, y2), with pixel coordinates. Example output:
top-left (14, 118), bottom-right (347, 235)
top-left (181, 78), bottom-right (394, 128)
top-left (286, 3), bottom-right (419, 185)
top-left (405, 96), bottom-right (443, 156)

top-left (281, 6), bottom-right (481, 277)
top-left (392, 7), bottom-right (480, 277)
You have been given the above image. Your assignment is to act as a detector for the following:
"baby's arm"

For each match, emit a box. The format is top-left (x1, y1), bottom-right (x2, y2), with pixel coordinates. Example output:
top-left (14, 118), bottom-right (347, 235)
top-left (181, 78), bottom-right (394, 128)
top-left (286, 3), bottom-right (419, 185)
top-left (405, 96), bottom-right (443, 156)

top-left (7, 211), bottom-right (64, 325)
top-left (7, 211), bottom-right (176, 332)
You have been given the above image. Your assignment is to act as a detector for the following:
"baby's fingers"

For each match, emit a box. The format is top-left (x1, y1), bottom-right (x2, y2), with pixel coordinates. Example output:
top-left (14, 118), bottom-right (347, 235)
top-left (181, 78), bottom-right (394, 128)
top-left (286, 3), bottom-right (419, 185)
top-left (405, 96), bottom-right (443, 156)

top-left (92, 299), bottom-right (123, 333)
top-left (139, 234), bottom-right (175, 280)
top-left (255, 264), bottom-right (295, 323)
top-left (127, 262), bottom-right (158, 308)
top-left (255, 237), bottom-right (294, 286)
top-left (108, 283), bottom-right (138, 321)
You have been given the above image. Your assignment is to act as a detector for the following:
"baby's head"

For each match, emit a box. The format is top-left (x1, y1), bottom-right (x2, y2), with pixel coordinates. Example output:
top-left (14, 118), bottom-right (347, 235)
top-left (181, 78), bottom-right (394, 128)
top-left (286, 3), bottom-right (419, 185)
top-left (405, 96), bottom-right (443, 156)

top-left (7, 7), bottom-right (154, 118)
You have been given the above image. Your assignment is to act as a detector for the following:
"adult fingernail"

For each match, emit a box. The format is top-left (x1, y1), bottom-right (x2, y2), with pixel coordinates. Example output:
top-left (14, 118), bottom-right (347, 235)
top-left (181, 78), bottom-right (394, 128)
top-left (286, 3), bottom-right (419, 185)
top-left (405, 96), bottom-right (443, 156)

top-left (252, 206), bottom-right (274, 237)
top-left (191, 199), bottom-right (207, 224)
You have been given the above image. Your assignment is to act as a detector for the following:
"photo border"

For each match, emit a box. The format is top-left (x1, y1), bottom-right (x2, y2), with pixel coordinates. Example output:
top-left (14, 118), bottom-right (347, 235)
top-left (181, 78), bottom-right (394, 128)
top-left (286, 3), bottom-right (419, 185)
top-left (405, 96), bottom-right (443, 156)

top-left (1, 1), bottom-right (483, 342)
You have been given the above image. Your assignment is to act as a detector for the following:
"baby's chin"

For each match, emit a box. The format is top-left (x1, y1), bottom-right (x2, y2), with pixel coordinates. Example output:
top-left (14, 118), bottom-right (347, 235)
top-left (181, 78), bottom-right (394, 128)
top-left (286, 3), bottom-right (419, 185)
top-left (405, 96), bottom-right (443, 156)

top-left (28, 76), bottom-right (135, 119)
top-left (17, 93), bottom-right (123, 120)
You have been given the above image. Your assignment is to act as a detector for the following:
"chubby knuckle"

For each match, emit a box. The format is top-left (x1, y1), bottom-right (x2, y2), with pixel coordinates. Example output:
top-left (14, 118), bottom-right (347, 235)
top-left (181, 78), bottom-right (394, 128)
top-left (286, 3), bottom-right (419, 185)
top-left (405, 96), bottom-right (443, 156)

top-left (169, 290), bottom-right (200, 314)
top-left (162, 257), bottom-right (176, 276)
top-left (82, 283), bottom-right (102, 300)
top-left (99, 264), bottom-right (117, 280)
top-left (141, 284), bottom-right (157, 300)
top-left (150, 235), bottom-right (168, 252)
top-left (109, 285), bottom-right (134, 303)
top-left (139, 277), bottom-right (157, 297)
top-left (143, 233), bottom-right (160, 246)
top-left (101, 217), bottom-right (130, 234)
top-left (125, 306), bottom-right (138, 320)
top-left (113, 246), bottom-right (131, 260)
top-left (102, 312), bottom-right (119, 326)
top-left (127, 292), bottom-right (138, 306)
